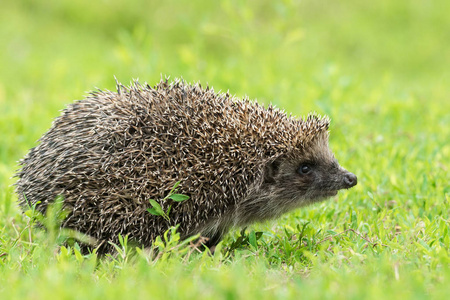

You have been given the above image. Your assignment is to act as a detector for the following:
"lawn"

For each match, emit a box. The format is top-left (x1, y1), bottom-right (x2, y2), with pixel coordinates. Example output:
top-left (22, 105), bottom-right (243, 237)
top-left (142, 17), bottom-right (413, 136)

top-left (1, 0), bottom-right (449, 299)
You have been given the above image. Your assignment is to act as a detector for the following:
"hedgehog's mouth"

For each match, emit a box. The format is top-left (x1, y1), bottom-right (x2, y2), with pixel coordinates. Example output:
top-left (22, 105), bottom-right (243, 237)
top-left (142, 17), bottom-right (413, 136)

top-left (307, 190), bottom-right (338, 204)
top-left (323, 190), bottom-right (338, 197)
top-left (311, 190), bottom-right (339, 201)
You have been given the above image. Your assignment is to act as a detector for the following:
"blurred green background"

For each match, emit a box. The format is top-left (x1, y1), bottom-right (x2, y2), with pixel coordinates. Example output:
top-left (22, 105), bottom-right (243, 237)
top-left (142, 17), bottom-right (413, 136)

top-left (1, 0), bottom-right (449, 299)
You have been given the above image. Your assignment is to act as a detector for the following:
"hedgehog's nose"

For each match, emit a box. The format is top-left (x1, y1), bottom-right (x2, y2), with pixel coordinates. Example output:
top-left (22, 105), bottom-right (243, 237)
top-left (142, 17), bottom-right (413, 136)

top-left (343, 172), bottom-right (357, 188)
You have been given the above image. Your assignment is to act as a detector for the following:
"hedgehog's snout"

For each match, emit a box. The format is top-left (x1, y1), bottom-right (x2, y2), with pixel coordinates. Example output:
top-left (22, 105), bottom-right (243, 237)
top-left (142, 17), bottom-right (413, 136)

top-left (343, 172), bottom-right (357, 189)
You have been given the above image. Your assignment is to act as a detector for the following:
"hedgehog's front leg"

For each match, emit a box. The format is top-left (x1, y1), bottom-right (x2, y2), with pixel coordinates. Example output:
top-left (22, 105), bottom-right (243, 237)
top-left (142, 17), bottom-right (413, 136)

top-left (187, 212), bottom-right (234, 253)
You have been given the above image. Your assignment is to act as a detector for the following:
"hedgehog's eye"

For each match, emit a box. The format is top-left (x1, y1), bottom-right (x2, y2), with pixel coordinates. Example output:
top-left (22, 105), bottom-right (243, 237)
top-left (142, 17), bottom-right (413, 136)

top-left (298, 164), bottom-right (312, 175)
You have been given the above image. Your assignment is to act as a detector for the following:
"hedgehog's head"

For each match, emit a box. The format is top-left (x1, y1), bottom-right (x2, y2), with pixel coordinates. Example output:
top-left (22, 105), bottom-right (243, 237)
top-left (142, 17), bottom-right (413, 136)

top-left (237, 115), bottom-right (357, 225)
top-left (265, 133), bottom-right (356, 196)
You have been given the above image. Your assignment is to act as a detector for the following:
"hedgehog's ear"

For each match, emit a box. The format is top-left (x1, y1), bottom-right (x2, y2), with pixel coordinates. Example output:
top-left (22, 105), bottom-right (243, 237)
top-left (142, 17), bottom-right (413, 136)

top-left (264, 156), bottom-right (283, 184)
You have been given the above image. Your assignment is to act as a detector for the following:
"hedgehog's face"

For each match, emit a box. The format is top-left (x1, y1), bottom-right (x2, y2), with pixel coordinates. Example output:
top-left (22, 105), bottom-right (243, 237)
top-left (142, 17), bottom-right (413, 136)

top-left (262, 135), bottom-right (357, 214)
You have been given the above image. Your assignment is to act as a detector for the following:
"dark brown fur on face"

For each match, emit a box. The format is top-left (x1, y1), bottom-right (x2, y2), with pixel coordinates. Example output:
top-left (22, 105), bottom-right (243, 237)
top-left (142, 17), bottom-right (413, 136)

top-left (15, 79), bottom-right (357, 253)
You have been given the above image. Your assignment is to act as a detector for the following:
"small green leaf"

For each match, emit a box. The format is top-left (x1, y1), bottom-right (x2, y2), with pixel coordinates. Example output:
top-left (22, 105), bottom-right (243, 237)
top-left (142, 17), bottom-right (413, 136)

top-left (147, 208), bottom-right (160, 216)
top-left (148, 199), bottom-right (164, 215)
top-left (169, 194), bottom-right (190, 202)
top-left (169, 181), bottom-right (181, 194)
top-left (24, 209), bottom-right (33, 218)
top-left (74, 247), bottom-right (84, 262)
top-left (249, 231), bottom-right (257, 248)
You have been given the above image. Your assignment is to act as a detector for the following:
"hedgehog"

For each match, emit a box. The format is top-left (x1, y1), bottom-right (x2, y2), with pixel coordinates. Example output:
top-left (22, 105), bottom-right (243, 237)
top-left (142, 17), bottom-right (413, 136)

top-left (15, 79), bottom-right (357, 254)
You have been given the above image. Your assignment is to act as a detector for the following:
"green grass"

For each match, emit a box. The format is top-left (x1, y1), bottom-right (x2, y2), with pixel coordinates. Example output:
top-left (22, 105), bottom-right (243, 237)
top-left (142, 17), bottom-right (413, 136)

top-left (1, 0), bottom-right (449, 299)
